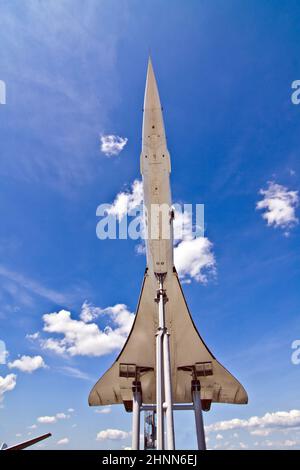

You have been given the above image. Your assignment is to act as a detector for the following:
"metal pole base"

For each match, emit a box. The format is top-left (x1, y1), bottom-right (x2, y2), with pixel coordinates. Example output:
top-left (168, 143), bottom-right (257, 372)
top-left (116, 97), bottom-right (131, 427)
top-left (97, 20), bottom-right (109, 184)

top-left (132, 381), bottom-right (142, 450)
top-left (192, 380), bottom-right (206, 450)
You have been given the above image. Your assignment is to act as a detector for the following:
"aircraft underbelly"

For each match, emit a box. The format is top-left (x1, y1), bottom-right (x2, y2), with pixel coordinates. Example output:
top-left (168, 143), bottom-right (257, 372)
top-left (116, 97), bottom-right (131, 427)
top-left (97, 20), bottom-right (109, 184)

top-left (143, 162), bottom-right (173, 277)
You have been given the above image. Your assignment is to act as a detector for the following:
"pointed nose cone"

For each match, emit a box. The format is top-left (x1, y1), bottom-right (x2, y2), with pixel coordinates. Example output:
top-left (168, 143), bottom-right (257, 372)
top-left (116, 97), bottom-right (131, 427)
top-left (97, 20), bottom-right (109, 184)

top-left (142, 58), bottom-right (166, 149)
top-left (144, 57), bottom-right (162, 111)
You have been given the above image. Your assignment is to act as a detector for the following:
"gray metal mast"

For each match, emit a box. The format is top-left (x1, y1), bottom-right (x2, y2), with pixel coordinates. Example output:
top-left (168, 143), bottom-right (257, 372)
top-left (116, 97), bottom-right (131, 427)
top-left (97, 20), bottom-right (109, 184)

top-left (131, 272), bottom-right (206, 450)
top-left (155, 274), bottom-right (175, 450)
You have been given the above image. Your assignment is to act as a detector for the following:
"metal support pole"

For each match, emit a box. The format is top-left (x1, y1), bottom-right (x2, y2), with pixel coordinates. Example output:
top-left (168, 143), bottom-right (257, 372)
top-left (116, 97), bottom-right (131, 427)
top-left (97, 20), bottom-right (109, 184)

top-left (192, 380), bottom-right (206, 450)
top-left (155, 274), bottom-right (175, 450)
top-left (163, 330), bottom-right (175, 450)
top-left (155, 329), bottom-right (164, 449)
top-left (158, 282), bottom-right (165, 328)
top-left (132, 381), bottom-right (142, 450)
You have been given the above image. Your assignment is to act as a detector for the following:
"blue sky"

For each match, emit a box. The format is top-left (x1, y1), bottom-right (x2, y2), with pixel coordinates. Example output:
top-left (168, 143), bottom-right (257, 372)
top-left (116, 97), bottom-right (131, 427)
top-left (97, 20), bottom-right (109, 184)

top-left (1, 0), bottom-right (300, 450)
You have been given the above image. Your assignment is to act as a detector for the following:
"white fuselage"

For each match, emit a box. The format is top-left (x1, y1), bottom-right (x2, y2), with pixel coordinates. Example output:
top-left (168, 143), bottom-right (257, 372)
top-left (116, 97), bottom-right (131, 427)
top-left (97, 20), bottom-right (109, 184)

top-left (140, 60), bottom-right (174, 281)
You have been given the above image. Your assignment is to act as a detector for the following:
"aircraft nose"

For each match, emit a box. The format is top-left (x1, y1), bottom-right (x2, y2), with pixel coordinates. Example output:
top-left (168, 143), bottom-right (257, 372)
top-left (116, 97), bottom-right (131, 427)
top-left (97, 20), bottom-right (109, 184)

top-left (142, 57), bottom-right (167, 149)
top-left (144, 57), bottom-right (162, 111)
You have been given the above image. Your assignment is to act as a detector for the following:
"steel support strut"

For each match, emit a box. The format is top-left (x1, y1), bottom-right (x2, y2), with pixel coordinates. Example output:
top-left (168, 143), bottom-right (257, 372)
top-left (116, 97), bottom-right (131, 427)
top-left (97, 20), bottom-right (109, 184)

top-left (192, 379), bottom-right (206, 450)
top-left (135, 273), bottom-right (206, 451)
top-left (132, 381), bottom-right (142, 450)
top-left (155, 328), bottom-right (164, 449)
top-left (163, 330), bottom-right (175, 449)
top-left (155, 274), bottom-right (175, 450)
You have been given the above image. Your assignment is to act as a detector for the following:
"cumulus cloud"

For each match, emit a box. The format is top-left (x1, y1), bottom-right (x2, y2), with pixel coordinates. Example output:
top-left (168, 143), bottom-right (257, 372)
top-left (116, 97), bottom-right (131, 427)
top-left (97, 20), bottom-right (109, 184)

top-left (8, 355), bottom-right (46, 373)
top-left (37, 416), bottom-right (57, 424)
top-left (250, 429), bottom-right (272, 437)
top-left (174, 236), bottom-right (216, 283)
top-left (57, 437), bottom-right (69, 445)
top-left (100, 135), bottom-right (128, 157)
top-left (173, 207), bottom-right (194, 242)
top-left (206, 409), bottom-right (300, 435)
top-left (262, 439), bottom-right (299, 448)
top-left (26, 332), bottom-right (40, 341)
top-left (56, 413), bottom-right (68, 419)
top-left (80, 302), bottom-right (134, 336)
top-left (0, 374), bottom-right (17, 402)
top-left (80, 302), bottom-right (103, 323)
top-left (40, 338), bottom-right (66, 355)
top-left (40, 303), bottom-right (134, 357)
top-left (96, 429), bottom-right (129, 441)
top-left (37, 412), bottom-right (70, 424)
top-left (107, 179), bottom-right (143, 220)
top-left (257, 181), bottom-right (299, 232)
top-left (0, 340), bottom-right (8, 364)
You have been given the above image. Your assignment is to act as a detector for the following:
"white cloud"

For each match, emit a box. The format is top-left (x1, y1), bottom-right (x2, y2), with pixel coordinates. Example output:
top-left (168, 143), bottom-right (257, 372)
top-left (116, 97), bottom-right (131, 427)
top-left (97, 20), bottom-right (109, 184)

top-left (28, 424), bottom-right (37, 430)
top-left (37, 412), bottom-right (70, 424)
top-left (96, 429), bottom-right (129, 441)
top-left (250, 429), bottom-right (271, 437)
top-left (100, 135), bottom-right (128, 157)
top-left (95, 407), bottom-right (112, 414)
top-left (107, 179), bottom-right (143, 220)
top-left (80, 302), bottom-right (103, 323)
top-left (56, 413), bottom-right (69, 420)
top-left (57, 438), bottom-right (69, 445)
top-left (40, 338), bottom-right (66, 355)
top-left (68, 408), bottom-right (75, 413)
top-left (0, 374), bottom-right (17, 402)
top-left (257, 181), bottom-right (299, 231)
top-left (174, 236), bottom-right (216, 283)
top-left (216, 434), bottom-right (223, 440)
top-left (8, 355), bottom-right (46, 373)
top-left (206, 409), bottom-right (300, 434)
top-left (26, 332), bottom-right (40, 341)
top-left (0, 340), bottom-right (8, 364)
top-left (37, 416), bottom-right (57, 424)
top-left (263, 439), bottom-right (299, 448)
top-left (172, 206), bottom-right (199, 242)
top-left (80, 303), bottom-right (134, 336)
top-left (40, 304), bottom-right (134, 357)
top-left (281, 440), bottom-right (298, 447)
